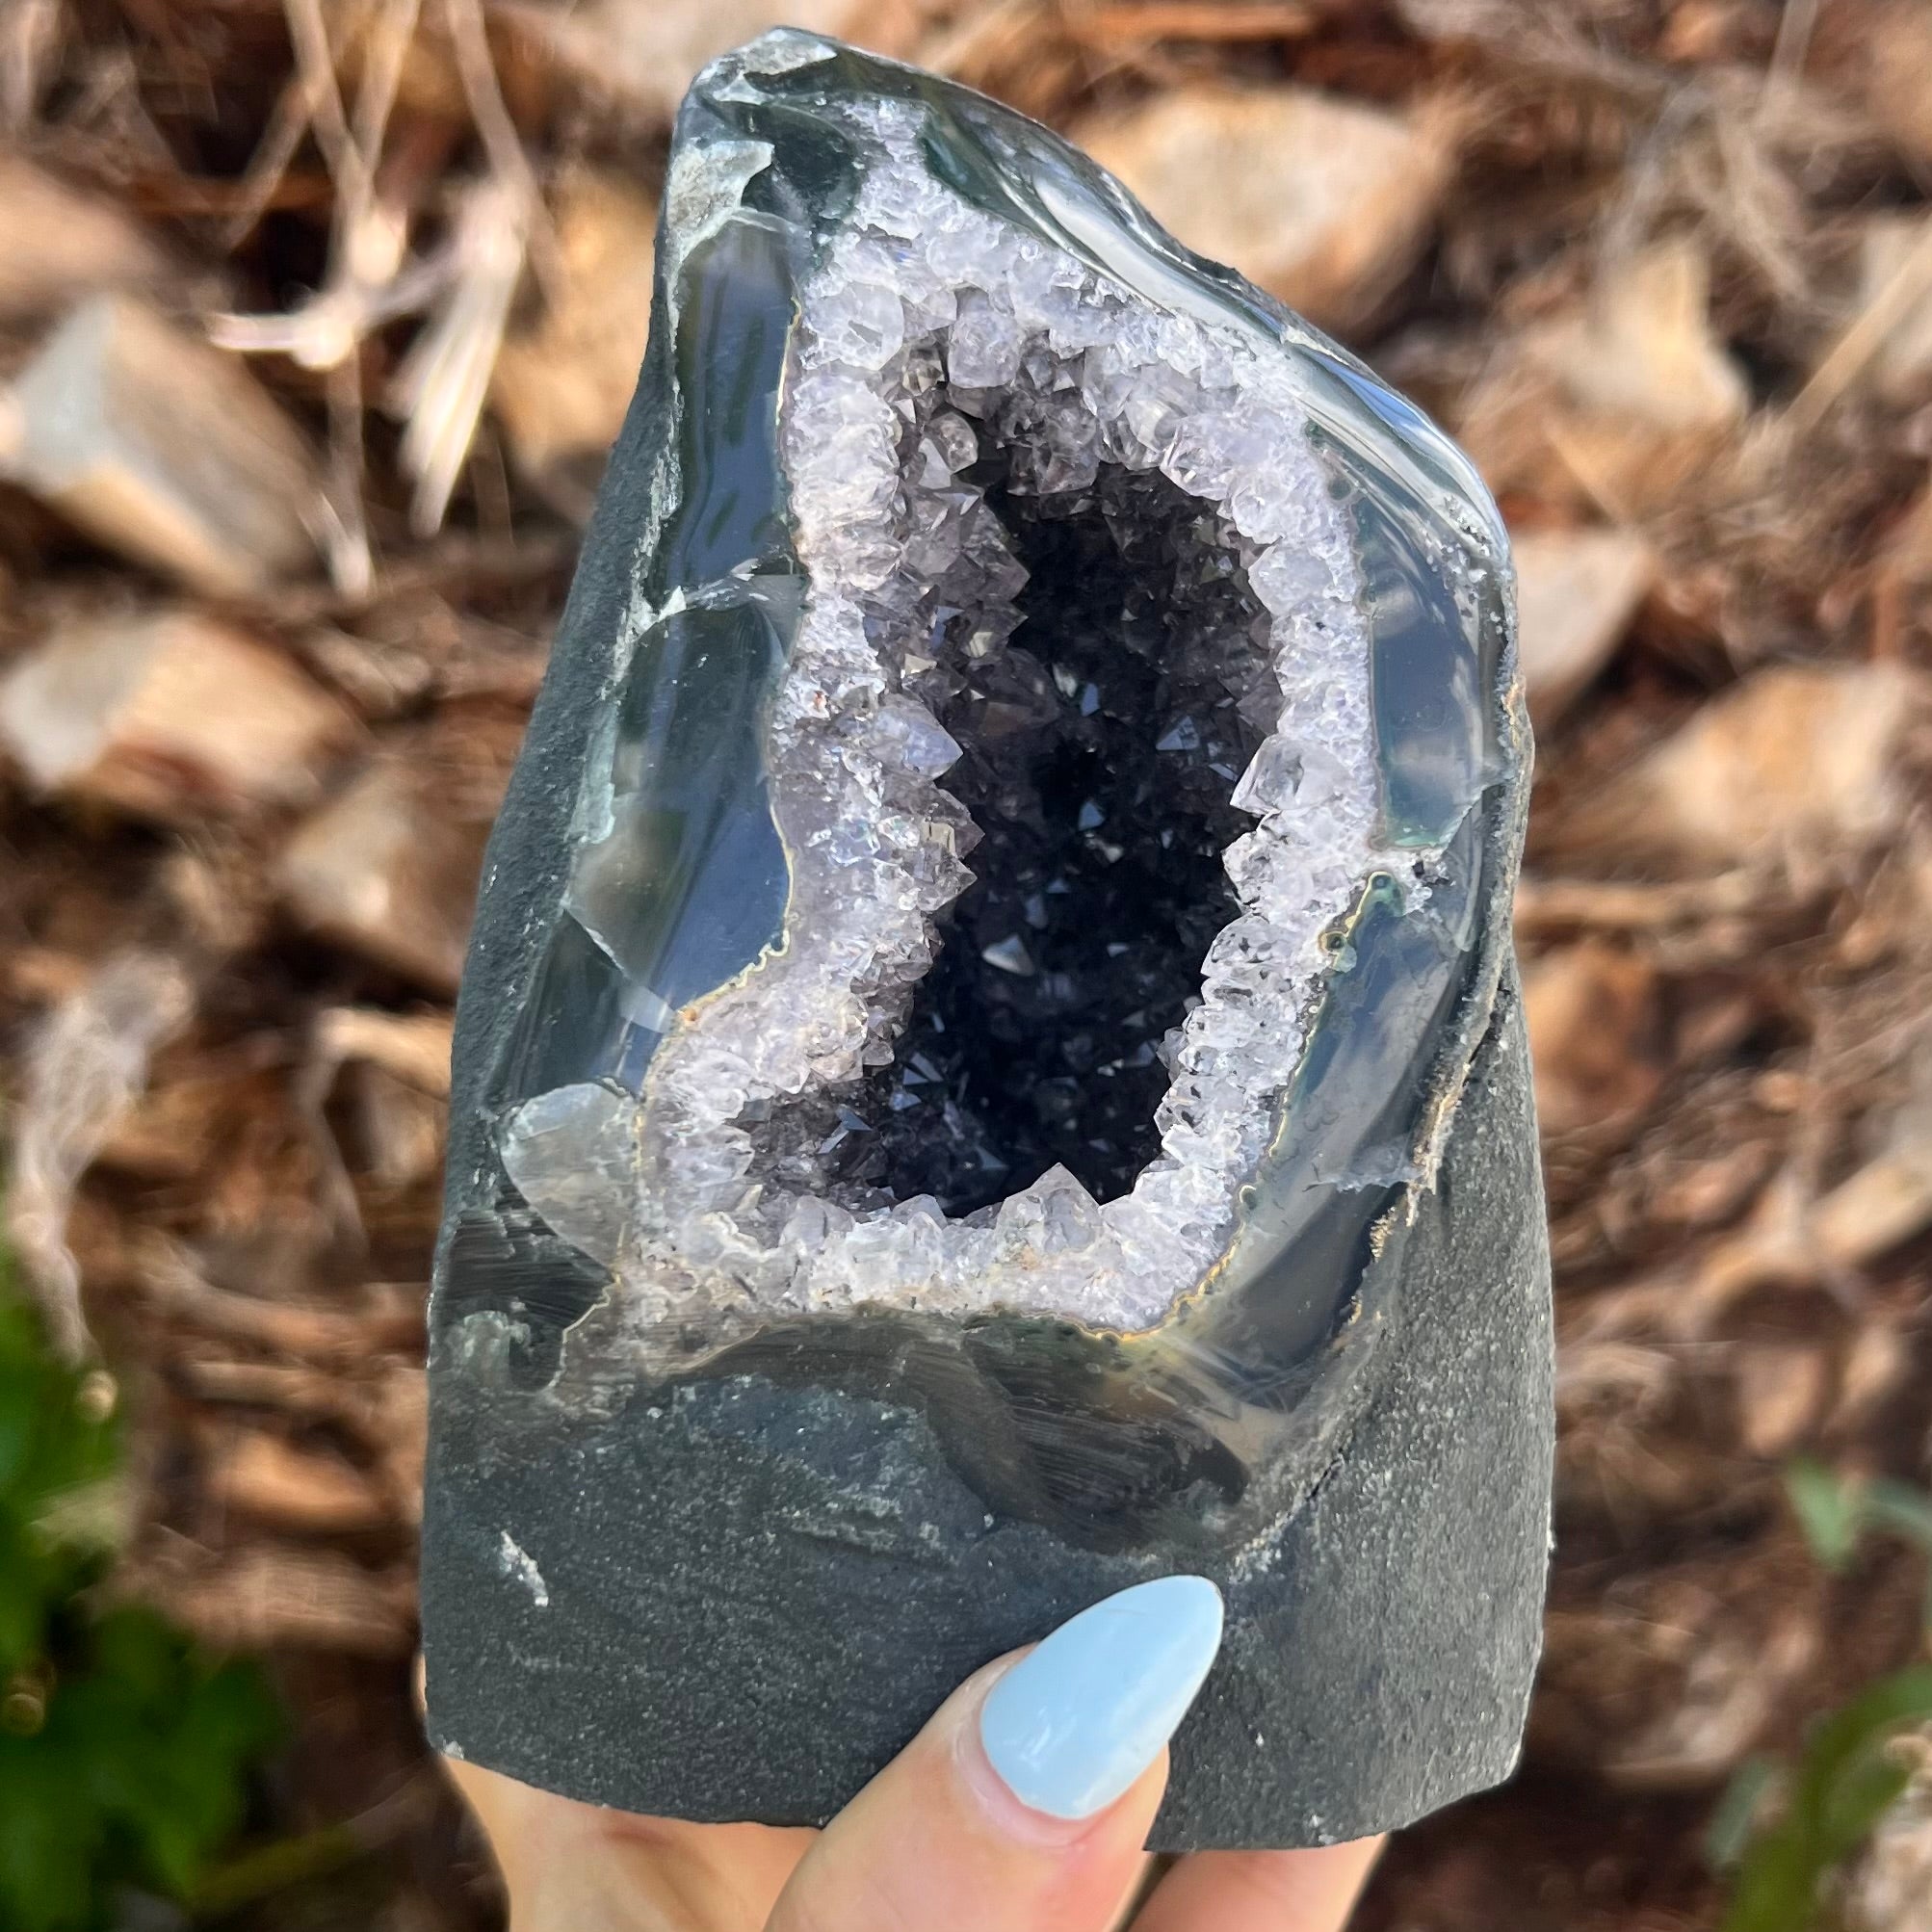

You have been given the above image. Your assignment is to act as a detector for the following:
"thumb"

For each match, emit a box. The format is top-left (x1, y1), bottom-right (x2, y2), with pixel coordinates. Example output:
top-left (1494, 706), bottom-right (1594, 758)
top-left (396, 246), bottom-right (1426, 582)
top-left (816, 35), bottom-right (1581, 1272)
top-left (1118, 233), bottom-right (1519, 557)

top-left (766, 1575), bottom-right (1223, 1932)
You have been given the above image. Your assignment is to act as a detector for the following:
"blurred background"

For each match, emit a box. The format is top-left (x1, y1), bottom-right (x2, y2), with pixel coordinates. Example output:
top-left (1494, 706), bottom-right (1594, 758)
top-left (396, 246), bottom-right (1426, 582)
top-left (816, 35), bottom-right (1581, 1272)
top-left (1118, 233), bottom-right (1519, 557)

top-left (1, 0), bottom-right (1929, 1926)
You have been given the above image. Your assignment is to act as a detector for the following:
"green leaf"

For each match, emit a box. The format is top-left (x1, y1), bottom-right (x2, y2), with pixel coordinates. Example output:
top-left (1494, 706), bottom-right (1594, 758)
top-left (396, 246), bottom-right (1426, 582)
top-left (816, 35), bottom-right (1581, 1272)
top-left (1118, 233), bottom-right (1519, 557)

top-left (1863, 1479), bottom-right (1932, 1553)
top-left (1707, 1755), bottom-right (1783, 1873)
top-left (1794, 1666), bottom-right (1932, 1854)
top-left (1784, 1458), bottom-right (1866, 1574)
top-left (1720, 1665), bottom-right (1932, 1932)
top-left (1721, 1830), bottom-right (1820, 1932)
top-left (0, 1288), bottom-right (118, 1546)
top-left (0, 1741), bottom-right (108, 1932)
top-left (0, 1522), bottom-right (55, 1675)
top-left (0, 1396), bottom-right (37, 1495)
top-left (0, 1266), bottom-right (282, 1925)
top-left (57, 1609), bottom-right (282, 1898)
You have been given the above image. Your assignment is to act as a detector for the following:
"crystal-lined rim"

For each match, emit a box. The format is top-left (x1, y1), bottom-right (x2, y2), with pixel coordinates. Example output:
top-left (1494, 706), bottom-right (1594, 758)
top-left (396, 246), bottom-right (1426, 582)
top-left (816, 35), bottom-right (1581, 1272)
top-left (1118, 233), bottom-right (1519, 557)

top-left (500, 103), bottom-right (1456, 1335)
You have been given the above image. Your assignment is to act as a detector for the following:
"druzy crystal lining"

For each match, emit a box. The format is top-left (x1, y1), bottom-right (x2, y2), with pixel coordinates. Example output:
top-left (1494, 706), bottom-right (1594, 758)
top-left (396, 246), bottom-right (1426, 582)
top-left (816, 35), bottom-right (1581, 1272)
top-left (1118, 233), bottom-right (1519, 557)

top-left (501, 106), bottom-right (1455, 1335)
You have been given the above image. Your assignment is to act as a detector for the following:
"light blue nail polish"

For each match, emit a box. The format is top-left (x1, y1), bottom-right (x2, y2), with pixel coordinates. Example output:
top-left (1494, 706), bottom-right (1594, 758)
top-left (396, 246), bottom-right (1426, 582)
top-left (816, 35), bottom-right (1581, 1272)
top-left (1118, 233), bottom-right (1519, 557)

top-left (978, 1575), bottom-right (1224, 1820)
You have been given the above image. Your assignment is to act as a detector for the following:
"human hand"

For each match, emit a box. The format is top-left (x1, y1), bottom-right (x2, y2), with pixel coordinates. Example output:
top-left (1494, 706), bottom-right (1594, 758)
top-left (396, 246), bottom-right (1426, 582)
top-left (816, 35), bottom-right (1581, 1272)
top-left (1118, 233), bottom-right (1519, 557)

top-left (445, 1576), bottom-right (1381, 1931)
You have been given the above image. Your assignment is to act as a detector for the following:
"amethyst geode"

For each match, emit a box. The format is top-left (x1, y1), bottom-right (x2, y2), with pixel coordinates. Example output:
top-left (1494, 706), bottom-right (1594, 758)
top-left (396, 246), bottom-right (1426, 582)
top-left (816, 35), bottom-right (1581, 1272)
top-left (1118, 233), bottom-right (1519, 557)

top-left (423, 31), bottom-right (1552, 1849)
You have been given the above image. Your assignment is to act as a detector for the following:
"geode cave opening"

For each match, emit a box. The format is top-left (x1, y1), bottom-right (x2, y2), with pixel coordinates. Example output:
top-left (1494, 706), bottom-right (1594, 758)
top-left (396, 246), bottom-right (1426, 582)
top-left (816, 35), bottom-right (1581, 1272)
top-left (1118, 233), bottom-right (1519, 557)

top-left (821, 455), bottom-right (1276, 1218)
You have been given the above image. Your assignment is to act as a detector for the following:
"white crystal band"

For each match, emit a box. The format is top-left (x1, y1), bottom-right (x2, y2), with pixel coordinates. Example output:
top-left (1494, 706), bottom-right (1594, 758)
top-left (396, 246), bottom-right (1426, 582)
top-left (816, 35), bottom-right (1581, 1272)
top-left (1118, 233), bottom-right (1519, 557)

top-left (504, 102), bottom-right (1449, 1336)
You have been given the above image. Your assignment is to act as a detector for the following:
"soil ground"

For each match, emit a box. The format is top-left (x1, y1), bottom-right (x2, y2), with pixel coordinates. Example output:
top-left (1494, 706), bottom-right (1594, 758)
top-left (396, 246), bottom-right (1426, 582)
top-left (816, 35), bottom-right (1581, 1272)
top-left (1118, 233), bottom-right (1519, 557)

top-left (3, 2), bottom-right (1931, 1926)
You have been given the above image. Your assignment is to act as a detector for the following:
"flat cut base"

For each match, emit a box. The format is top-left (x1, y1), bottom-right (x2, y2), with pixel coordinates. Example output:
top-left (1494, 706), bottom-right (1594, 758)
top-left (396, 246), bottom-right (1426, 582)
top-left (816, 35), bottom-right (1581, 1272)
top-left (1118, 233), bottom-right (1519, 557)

top-left (422, 986), bottom-right (1552, 1849)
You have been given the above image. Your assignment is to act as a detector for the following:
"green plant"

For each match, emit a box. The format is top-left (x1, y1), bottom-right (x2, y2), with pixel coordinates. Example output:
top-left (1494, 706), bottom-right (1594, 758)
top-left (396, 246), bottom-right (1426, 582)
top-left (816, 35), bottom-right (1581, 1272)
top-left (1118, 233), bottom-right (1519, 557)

top-left (1785, 1458), bottom-right (1932, 1613)
top-left (0, 1276), bottom-right (281, 1930)
top-left (1710, 1461), bottom-right (1932, 1932)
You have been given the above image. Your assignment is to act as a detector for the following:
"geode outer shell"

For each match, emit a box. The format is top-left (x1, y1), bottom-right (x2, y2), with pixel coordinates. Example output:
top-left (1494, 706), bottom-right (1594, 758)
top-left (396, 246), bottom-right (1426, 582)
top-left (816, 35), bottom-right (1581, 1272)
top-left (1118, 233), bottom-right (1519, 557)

top-left (424, 31), bottom-right (1553, 1851)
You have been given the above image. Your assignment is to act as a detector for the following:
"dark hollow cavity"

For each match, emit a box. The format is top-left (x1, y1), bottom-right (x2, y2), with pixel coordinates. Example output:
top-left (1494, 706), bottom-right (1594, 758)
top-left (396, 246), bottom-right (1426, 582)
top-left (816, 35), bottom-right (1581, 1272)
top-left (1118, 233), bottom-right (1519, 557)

top-left (821, 458), bottom-right (1276, 1217)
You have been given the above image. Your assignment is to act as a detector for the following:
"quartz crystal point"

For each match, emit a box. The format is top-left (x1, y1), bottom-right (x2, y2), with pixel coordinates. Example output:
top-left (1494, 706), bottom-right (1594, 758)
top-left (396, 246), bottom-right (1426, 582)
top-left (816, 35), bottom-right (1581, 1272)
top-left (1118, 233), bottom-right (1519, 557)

top-left (424, 32), bottom-right (1552, 1851)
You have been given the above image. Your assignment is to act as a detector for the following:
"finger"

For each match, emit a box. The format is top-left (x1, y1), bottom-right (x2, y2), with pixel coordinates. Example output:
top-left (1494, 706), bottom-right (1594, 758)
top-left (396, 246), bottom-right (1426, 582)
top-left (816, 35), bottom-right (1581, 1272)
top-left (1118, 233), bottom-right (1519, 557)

top-left (767, 1576), bottom-right (1225, 1932)
top-left (1133, 1837), bottom-right (1384, 1932)
top-left (445, 1754), bottom-right (814, 1932)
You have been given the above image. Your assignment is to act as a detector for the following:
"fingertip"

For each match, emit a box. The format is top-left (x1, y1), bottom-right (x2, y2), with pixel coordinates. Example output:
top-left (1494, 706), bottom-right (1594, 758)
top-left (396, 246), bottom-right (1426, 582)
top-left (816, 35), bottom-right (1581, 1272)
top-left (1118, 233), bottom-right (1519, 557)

top-left (764, 1580), bottom-right (1220, 1932)
top-left (976, 1576), bottom-right (1224, 1822)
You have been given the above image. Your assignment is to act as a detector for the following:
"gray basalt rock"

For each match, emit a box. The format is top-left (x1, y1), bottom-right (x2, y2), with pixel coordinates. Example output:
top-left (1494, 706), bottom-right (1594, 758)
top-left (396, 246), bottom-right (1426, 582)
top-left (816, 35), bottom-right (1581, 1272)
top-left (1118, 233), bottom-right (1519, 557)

top-left (422, 29), bottom-right (1553, 1851)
